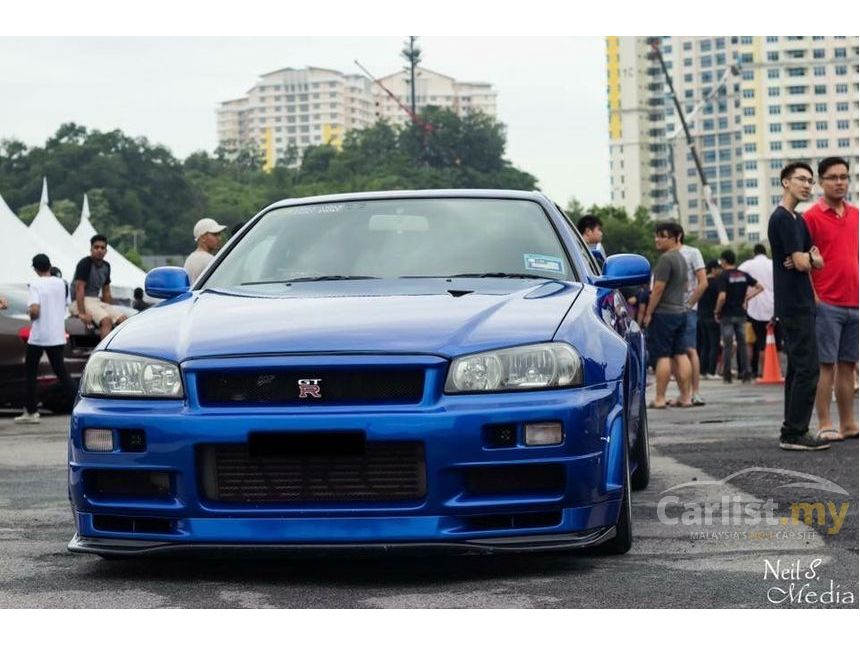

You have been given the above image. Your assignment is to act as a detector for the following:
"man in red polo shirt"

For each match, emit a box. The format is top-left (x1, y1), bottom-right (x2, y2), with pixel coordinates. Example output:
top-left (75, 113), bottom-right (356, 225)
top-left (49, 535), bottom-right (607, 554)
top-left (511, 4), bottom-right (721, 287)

top-left (804, 156), bottom-right (859, 441)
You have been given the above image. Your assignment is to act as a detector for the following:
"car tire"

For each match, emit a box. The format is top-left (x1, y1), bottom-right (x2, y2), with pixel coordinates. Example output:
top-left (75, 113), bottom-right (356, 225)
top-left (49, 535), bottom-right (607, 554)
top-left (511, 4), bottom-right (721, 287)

top-left (595, 434), bottom-right (633, 555)
top-left (630, 394), bottom-right (650, 491)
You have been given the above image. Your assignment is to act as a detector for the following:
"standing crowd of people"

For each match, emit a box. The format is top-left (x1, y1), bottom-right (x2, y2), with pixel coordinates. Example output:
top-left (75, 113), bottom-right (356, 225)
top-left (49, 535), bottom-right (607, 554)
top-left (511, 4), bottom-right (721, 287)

top-left (579, 156), bottom-right (857, 452)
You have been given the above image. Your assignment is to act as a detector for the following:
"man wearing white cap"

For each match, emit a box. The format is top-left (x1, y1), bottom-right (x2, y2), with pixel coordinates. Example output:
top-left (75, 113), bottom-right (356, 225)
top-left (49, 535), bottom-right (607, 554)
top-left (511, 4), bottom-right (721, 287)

top-left (184, 217), bottom-right (227, 284)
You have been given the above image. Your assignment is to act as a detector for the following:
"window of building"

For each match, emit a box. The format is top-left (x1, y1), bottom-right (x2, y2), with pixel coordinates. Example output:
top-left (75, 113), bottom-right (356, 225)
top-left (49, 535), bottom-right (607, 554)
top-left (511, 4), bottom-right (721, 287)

top-left (816, 139), bottom-right (829, 149)
top-left (767, 51), bottom-right (779, 61)
top-left (770, 141), bottom-right (783, 151)
top-left (745, 142), bottom-right (758, 152)
top-left (715, 38), bottom-right (725, 49)
top-left (835, 65), bottom-right (848, 76)
top-left (703, 135), bottom-right (716, 147)
top-left (835, 47), bottom-right (847, 58)
top-left (702, 71), bottom-right (713, 83)
top-left (683, 41), bottom-right (692, 51)
top-left (739, 53), bottom-right (753, 63)
top-left (770, 123), bottom-right (782, 133)
top-left (787, 67), bottom-right (807, 77)
top-left (789, 140), bottom-right (809, 149)
top-left (837, 119), bottom-right (849, 130)
top-left (685, 89), bottom-right (694, 99)
top-left (770, 159), bottom-right (783, 170)
top-left (741, 69), bottom-right (754, 81)
top-left (768, 87), bottom-right (780, 97)
top-left (687, 183), bottom-right (698, 192)
top-left (740, 36), bottom-right (753, 45)
top-left (769, 105), bottom-right (781, 115)
top-left (743, 107), bottom-right (755, 116)
top-left (787, 86), bottom-right (808, 95)
top-left (766, 36), bottom-right (778, 43)
top-left (816, 103), bottom-right (828, 112)
top-left (743, 124), bottom-right (756, 134)
top-left (814, 85), bottom-right (827, 95)
top-left (742, 88), bottom-right (755, 98)
top-left (744, 160), bottom-right (758, 171)
top-left (748, 213), bottom-right (759, 223)
top-left (836, 102), bottom-right (849, 112)
top-left (703, 119), bottom-right (715, 131)
top-left (789, 122), bottom-right (809, 131)
top-left (788, 104), bottom-right (810, 113)
top-left (701, 55), bottom-right (712, 67)
top-left (816, 121), bottom-right (828, 131)
top-left (684, 73), bottom-right (693, 83)
top-left (716, 53), bottom-right (726, 65)
top-left (835, 84), bottom-right (848, 94)
top-left (689, 212), bottom-right (698, 221)
top-left (700, 40), bottom-right (712, 51)
top-left (745, 178), bottom-right (758, 188)
top-left (813, 48), bottom-right (826, 59)
top-left (767, 68), bottom-right (779, 79)
top-left (838, 138), bottom-right (850, 148)
top-left (684, 57), bottom-right (693, 67)
top-left (814, 66), bottom-right (826, 77)
top-left (704, 150), bottom-right (717, 162)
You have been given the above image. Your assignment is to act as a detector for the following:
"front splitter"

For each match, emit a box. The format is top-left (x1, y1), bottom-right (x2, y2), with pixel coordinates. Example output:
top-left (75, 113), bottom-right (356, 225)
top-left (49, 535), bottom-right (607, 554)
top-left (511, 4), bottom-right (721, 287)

top-left (68, 527), bottom-right (615, 558)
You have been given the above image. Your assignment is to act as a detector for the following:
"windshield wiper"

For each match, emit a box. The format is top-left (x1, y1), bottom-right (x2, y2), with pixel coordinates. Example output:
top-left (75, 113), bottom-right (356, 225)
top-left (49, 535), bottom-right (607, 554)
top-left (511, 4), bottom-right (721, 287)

top-left (240, 275), bottom-right (379, 285)
top-left (446, 272), bottom-right (554, 280)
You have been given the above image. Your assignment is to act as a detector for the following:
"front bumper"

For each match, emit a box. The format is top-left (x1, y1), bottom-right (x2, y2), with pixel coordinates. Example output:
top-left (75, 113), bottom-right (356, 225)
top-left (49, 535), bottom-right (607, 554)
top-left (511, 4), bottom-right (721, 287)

top-left (69, 376), bottom-right (627, 555)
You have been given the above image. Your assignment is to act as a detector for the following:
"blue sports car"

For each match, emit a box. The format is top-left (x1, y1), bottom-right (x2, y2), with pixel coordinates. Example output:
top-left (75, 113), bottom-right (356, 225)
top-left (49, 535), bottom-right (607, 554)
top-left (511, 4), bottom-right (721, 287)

top-left (68, 190), bottom-right (651, 557)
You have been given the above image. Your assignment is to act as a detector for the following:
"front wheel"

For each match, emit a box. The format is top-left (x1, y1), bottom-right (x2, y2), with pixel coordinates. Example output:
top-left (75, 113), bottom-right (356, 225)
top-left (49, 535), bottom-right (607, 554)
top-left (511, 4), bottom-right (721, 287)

top-left (630, 394), bottom-right (651, 491)
top-left (596, 442), bottom-right (633, 555)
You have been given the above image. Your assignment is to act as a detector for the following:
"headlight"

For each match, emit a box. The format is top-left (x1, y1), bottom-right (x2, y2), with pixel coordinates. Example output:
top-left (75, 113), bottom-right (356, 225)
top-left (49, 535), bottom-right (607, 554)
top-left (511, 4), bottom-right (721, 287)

top-left (444, 343), bottom-right (583, 393)
top-left (81, 351), bottom-right (184, 398)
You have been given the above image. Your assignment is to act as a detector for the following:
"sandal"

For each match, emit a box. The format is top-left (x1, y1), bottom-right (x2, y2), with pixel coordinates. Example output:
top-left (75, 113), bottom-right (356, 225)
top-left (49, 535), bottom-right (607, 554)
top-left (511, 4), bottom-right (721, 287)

top-left (816, 428), bottom-right (844, 442)
top-left (841, 427), bottom-right (859, 439)
top-left (647, 401), bottom-right (668, 410)
top-left (667, 399), bottom-right (694, 408)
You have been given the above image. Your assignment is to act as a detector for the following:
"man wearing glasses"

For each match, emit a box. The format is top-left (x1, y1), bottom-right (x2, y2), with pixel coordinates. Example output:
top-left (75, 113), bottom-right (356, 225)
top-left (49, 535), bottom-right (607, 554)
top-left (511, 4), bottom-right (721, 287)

top-left (767, 162), bottom-right (828, 450)
top-left (71, 234), bottom-right (128, 340)
top-left (803, 157), bottom-right (858, 442)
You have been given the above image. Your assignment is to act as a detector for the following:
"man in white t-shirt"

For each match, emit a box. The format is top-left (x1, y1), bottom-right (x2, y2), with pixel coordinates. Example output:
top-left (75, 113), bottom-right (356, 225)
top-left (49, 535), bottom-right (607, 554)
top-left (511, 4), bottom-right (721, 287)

top-left (738, 244), bottom-right (775, 377)
top-left (184, 217), bottom-right (227, 284)
top-left (673, 230), bottom-right (707, 405)
top-left (15, 254), bottom-right (76, 424)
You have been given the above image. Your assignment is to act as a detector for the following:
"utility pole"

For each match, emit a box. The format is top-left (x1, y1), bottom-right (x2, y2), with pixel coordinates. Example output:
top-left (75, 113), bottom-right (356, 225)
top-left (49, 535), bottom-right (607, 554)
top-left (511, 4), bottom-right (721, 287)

top-left (401, 36), bottom-right (422, 116)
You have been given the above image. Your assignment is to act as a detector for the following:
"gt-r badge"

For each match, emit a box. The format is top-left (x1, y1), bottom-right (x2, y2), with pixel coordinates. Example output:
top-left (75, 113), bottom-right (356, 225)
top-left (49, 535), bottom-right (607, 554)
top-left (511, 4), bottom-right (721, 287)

top-left (298, 378), bottom-right (322, 399)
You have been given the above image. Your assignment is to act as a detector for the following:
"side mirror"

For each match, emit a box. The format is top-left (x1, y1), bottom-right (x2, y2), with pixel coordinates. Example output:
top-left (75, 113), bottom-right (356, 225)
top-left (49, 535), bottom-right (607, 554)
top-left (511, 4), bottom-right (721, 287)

top-left (592, 254), bottom-right (651, 289)
top-left (145, 267), bottom-right (190, 300)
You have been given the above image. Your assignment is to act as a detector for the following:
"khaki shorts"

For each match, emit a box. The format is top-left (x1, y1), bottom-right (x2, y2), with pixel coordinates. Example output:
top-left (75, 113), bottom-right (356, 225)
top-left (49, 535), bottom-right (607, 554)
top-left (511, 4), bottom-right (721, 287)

top-left (744, 322), bottom-right (757, 345)
top-left (70, 297), bottom-right (125, 326)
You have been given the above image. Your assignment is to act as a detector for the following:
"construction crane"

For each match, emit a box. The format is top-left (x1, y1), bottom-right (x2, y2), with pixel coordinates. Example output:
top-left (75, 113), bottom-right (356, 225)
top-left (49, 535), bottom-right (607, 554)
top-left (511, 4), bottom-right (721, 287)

top-left (354, 59), bottom-right (432, 134)
top-left (650, 39), bottom-right (739, 245)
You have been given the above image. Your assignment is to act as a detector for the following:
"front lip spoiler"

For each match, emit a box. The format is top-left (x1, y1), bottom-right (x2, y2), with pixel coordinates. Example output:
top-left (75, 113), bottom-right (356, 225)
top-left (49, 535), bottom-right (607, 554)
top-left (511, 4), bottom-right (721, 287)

top-left (68, 527), bottom-right (615, 557)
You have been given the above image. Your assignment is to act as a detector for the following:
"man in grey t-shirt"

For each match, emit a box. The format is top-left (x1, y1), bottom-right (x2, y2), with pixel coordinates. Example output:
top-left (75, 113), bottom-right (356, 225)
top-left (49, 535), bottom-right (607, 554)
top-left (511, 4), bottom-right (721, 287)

top-left (643, 221), bottom-right (692, 409)
top-left (184, 217), bottom-right (227, 284)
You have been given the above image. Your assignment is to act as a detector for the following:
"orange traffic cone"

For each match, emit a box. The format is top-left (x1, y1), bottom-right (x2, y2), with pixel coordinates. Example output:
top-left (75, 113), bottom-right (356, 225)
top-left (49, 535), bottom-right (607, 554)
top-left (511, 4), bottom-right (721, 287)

top-left (757, 323), bottom-right (784, 384)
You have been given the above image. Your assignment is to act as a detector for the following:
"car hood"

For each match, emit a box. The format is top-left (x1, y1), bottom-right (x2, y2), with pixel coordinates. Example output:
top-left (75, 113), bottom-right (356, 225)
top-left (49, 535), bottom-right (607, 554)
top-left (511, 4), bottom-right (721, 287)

top-left (106, 279), bottom-right (583, 361)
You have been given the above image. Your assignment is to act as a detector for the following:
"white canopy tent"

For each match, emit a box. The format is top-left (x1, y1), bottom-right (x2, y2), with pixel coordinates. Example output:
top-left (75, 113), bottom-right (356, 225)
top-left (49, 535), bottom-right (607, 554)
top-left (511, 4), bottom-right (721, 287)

top-left (71, 194), bottom-right (148, 292)
top-left (27, 178), bottom-right (81, 281)
top-left (0, 191), bottom-right (44, 285)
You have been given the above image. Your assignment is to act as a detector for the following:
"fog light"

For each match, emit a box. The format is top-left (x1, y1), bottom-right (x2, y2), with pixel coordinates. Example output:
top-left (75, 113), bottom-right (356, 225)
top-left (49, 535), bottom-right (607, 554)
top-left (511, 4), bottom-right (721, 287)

top-left (524, 422), bottom-right (563, 446)
top-left (84, 429), bottom-right (114, 452)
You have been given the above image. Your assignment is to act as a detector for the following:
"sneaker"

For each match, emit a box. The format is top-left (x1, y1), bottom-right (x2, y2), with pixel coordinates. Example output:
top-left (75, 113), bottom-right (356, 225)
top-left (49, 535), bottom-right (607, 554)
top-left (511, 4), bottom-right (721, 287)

top-left (13, 411), bottom-right (40, 424)
top-left (779, 433), bottom-right (831, 451)
top-left (723, 375), bottom-right (733, 384)
top-left (692, 394), bottom-right (706, 406)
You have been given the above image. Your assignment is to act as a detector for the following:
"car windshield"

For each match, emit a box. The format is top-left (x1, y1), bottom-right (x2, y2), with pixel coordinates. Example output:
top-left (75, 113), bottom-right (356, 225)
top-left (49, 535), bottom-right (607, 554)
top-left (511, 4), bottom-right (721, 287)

top-left (204, 198), bottom-right (575, 290)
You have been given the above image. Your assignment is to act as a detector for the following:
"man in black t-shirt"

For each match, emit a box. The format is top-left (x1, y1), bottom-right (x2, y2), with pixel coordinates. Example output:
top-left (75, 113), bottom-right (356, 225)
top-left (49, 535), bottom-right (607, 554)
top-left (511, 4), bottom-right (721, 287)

top-left (767, 161), bottom-right (828, 451)
top-left (715, 249), bottom-right (763, 384)
top-left (71, 234), bottom-right (128, 339)
top-left (697, 260), bottom-right (722, 379)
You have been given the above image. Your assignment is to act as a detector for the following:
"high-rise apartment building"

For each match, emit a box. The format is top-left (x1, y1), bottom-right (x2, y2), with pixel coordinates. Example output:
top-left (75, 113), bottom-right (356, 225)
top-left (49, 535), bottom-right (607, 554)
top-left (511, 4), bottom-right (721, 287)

top-left (217, 66), bottom-right (496, 168)
top-left (607, 36), bottom-right (858, 244)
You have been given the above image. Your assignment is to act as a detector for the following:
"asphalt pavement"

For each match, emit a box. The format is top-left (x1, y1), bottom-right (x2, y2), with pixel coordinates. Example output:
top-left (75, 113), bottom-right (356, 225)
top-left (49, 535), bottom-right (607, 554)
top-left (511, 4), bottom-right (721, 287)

top-left (0, 379), bottom-right (856, 609)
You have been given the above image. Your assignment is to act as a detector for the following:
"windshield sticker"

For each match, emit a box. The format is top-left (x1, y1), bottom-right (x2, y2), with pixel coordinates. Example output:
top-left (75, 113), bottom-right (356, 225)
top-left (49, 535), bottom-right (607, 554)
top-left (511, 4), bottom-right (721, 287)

top-left (524, 254), bottom-right (564, 274)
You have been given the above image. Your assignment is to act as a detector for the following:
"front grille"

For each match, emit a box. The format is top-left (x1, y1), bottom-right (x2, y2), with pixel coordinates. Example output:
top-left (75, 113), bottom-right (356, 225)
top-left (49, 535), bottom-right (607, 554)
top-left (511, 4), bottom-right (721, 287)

top-left (198, 442), bottom-right (426, 503)
top-left (197, 368), bottom-right (425, 406)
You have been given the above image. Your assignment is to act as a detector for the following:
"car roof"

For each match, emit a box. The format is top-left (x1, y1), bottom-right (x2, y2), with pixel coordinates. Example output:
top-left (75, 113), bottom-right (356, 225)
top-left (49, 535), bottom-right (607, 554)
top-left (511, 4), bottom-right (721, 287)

top-left (263, 189), bottom-right (555, 212)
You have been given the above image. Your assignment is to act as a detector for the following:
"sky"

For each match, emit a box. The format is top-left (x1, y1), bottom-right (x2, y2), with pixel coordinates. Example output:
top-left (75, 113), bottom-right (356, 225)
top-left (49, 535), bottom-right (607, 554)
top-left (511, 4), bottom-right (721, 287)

top-left (0, 36), bottom-right (610, 209)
